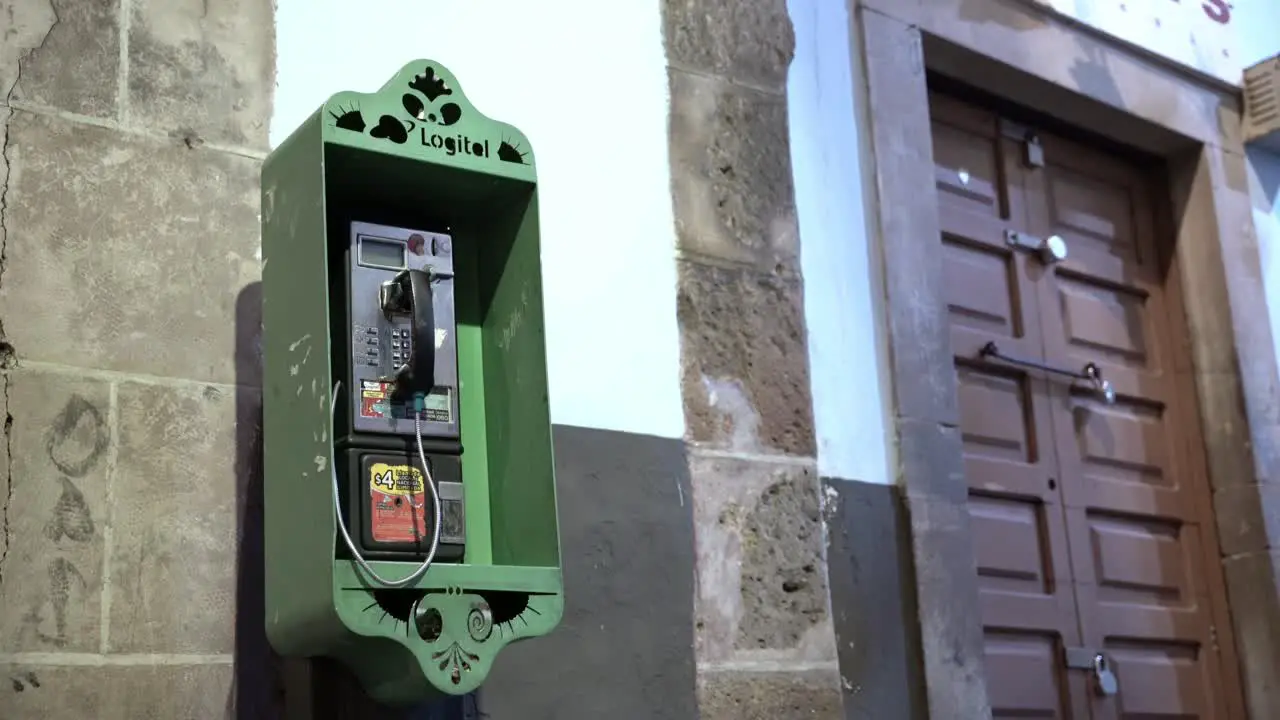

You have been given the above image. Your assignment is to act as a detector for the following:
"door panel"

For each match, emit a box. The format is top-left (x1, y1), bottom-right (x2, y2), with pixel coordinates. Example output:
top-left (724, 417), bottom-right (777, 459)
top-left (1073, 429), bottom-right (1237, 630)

top-left (1024, 130), bottom-right (1233, 720)
top-left (931, 92), bottom-right (1087, 719)
top-left (928, 91), bottom-right (1245, 719)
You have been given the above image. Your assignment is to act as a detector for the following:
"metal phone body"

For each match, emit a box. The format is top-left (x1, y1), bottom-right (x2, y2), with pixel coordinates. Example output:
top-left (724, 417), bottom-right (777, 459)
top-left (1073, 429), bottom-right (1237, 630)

top-left (346, 221), bottom-right (460, 440)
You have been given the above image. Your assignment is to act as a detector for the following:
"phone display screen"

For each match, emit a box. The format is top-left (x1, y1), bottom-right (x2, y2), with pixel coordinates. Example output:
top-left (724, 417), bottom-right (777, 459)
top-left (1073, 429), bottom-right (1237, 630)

top-left (359, 237), bottom-right (406, 269)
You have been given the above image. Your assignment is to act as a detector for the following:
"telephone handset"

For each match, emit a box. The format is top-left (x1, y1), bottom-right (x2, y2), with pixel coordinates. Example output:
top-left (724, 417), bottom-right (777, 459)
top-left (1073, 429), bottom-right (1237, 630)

top-left (379, 266), bottom-right (450, 401)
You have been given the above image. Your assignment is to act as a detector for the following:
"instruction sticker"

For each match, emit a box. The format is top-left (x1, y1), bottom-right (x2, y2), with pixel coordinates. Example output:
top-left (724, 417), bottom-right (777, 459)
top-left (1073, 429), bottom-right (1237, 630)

top-left (421, 387), bottom-right (452, 424)
top-left (359, 380), bottom-right (392, 419)
top-left (359, 381), bottom-right (452, 424)
top-left (368, 462), bottom-right (432, 544)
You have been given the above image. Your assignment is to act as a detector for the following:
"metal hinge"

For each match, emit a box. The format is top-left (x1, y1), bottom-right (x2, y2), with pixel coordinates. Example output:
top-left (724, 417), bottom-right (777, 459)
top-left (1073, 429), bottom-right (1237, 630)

top-left (1063, 647), bottom-right (1096, 670)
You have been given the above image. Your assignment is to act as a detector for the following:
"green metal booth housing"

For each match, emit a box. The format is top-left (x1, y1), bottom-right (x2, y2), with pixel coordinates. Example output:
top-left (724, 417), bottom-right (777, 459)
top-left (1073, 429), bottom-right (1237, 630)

top-left (260, 60), bottom-right (563, 705)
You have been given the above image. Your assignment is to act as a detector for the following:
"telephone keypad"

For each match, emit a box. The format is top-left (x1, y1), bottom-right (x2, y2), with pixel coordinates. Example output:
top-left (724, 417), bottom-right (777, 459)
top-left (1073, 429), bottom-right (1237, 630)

top-left (349, 324), bottom-right (421, 374)
top-left (394, 327), bottom-right (412, 364)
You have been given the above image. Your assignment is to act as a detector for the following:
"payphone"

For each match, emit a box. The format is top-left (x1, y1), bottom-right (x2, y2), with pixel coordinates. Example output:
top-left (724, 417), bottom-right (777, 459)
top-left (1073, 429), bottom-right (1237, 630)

top-left (261, 60), bottom-right (565, 705)
top-left (336, 221), bottom-right (465, 573)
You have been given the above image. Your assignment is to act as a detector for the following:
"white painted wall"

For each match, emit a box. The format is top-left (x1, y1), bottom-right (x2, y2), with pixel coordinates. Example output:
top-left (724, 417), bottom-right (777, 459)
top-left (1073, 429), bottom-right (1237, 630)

top-left (1249, 150), bottom-right (1280, 369)
top-left (1238, 2), bottom-right (1280, 376)
top-left (271, 0), bottom-right (685, 440)
top-left (787, 0), bottom-right (895, 485)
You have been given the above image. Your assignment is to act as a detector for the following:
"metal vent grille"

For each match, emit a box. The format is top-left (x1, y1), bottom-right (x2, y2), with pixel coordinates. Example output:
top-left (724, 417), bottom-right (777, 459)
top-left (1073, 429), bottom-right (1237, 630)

top-left (1244, 55), bottom-right (1280, 153)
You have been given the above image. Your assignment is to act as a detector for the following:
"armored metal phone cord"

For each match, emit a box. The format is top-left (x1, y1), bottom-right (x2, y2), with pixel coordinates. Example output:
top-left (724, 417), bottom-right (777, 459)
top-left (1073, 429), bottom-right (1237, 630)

top-left (329, 381), bottom-right (444, 588)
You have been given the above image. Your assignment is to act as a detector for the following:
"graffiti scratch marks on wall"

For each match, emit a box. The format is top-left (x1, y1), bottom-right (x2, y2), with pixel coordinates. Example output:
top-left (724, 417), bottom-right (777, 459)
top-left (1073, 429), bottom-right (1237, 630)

top-left (46, 395), bottom-right (108, 478)
top-left (44, 477), bottom-right (94, 543)
top-left (18, 393), bottom-right (108, 648)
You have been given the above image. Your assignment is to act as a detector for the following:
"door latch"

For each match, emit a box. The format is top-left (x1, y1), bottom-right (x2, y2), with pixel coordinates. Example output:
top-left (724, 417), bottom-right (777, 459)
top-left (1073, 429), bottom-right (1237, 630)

top-left (1005, 230), bottom-right (1068, 264)
top-left (1064, 647), bottom-right (1119, 697)
top-left (1024, 133), bottom-right (1045, 168)
top-left (1093, 654), bottom-right (1119, 696)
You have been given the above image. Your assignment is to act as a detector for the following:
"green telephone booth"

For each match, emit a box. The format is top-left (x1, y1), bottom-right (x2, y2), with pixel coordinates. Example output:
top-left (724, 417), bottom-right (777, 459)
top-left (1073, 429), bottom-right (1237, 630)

top-left (259, 60), bottom-right (563, 705)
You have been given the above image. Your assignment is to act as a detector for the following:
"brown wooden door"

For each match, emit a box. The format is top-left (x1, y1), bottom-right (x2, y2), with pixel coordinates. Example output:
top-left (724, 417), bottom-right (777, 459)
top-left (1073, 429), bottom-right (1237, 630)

top-left (930, 91), bottom-right (1246, 719)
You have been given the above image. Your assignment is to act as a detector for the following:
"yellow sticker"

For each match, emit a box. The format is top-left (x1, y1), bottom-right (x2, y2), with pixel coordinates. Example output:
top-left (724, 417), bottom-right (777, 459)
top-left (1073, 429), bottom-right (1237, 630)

top-left (370, 463), bottom-right (425, 496)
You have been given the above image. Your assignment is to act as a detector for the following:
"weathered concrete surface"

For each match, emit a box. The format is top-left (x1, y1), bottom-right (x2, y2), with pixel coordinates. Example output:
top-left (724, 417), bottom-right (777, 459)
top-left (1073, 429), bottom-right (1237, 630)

top-left (1222, 550), bottom-right (1280, 720)
top-left (668, 69), bottom-right (800, 273)
top-left (0, 111), bottom-right (262, 385)
top-left (0, 0), bottom-right (274, 716)
top-left (690, 454), bottom-right (833, 663)
top-left (0, 663), bottom-right (232, 719)
top-left (663, 0), bottom-right (794, 92)
top-left (677, 261), bottom-right (814, 457)
top-left (6, 0), bottom-right (120, 118)
top-left (107, 381), bottom-right (243, 654)
top-left (127, 0), bottom-right (275, 149)
top-left (697, 669), bottom-right (843, 720)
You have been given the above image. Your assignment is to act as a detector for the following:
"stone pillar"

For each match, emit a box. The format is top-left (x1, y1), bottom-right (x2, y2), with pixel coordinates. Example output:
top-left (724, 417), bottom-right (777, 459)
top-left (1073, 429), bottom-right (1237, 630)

top-left (663, 1), bottom-right (843, 716)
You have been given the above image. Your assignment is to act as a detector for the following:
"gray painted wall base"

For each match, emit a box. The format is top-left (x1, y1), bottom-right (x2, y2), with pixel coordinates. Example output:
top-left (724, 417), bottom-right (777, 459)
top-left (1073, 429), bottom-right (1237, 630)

top-left (478, 424), bottom-right (699, 719)
top-left (284, 425), bottom-right (698, 719)
top-left (822, 478), bottom-right (928, 720)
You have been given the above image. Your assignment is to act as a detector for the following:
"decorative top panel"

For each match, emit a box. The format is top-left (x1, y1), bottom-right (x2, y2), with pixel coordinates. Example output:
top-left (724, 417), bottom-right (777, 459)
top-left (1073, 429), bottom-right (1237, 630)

top-left (322, 60), bottom-right (535, 182)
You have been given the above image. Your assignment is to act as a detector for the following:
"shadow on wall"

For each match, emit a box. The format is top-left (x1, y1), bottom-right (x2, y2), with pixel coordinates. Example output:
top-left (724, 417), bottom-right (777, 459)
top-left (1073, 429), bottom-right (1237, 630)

top-left (229, 280), bottom-right (282, 718)
top-left (225, 280), bottom-right (479, 719)
top-left (1252, 149), bottom-right (1280, 211)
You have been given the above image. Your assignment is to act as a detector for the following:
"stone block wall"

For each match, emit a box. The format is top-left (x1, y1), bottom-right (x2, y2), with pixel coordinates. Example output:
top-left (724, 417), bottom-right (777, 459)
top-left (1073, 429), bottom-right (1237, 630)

top-left (0, 0), bottom-right (275, 716)
top-left (0, 0), bottom-right (852, 716)
top-left (663, 1), bottom-right (844, 716)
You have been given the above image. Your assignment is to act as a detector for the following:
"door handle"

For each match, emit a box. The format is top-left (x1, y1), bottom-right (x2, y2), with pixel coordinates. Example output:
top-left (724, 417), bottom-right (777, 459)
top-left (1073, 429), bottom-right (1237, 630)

top-left (979, 342), bottom-right (1116, 405)
top-left (1006, 229), bottom-right (1067, 264)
